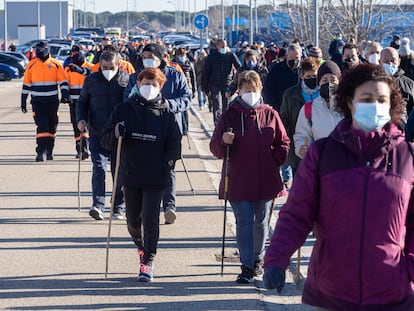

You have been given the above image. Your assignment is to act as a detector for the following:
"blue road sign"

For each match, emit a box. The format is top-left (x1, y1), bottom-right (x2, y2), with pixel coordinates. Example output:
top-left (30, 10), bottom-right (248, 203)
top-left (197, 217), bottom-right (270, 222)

top-left (194, 14), bottom-right (209, 30)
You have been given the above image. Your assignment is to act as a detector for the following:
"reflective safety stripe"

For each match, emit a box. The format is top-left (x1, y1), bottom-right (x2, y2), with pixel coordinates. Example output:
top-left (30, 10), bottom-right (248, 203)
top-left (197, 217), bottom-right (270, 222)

top-left (70, 84), bottom-right (83, 89)
top-left (31, 81), bottom-right (60, 87)
top-left (71, 94), bottom-right (80, 100)
top-left (31, 90), bottom-right (59, 96)
top-left (36, 132), bottom-right (50, 138)
top-left (36, 132), bottom-right (56, 138)
top-left (22, 89), bottom-right (30, 95)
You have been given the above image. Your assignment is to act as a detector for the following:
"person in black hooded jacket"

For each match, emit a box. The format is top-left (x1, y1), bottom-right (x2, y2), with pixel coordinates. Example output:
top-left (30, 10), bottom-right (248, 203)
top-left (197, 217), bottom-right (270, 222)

top-left (101, 68), bottom-right (182, 282)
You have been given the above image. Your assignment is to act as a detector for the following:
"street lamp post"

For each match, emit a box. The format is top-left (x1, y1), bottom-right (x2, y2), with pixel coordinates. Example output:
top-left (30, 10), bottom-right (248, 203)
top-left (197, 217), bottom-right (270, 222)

top-left (221, 0), bottom-right (224, 39)
top-left (59, 0), bottom-right (62, 37)
top-left (3, 0), bottom-right (7, 51)
top-left (126, 0), bottom-right (129, 36)
top-left (249, 0), bottom-right (253, 45)
top-left (37, 0), bottom-right (41, 39)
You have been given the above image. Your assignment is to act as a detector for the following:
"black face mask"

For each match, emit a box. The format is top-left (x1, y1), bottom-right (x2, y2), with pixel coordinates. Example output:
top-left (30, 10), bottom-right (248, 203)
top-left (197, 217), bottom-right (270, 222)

top-left (72, 53), bottom-right (84, 66)
top-left (287, 59), bottom-right (300, 69)
top-left (319, 83), bottom-right (330, 100)
top-left (35, 48), bottom-right (49, 61)
top-left (320, 82), bottom-right (338, 101)
top-left (304, 77), bottom-right (317, 89)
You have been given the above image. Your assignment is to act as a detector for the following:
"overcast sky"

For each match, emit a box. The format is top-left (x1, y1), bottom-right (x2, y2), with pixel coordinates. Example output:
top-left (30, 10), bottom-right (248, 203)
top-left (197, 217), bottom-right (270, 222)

top-left (0, 0), bottom-right (273, 13)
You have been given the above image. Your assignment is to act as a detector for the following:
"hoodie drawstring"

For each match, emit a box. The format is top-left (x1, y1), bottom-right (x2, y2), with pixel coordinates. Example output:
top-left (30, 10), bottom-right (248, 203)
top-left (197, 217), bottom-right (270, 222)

top-left (241, 113), bottom-right (245, 136)
top-left (255, 110), bottom-right (262, 135)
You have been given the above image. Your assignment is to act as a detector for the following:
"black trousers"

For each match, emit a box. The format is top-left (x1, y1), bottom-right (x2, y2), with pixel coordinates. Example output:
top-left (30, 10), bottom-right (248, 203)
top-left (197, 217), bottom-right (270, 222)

top-left (32, 101), bottom-right (59, 155)
top-left (123, 185), bottom-right (164, 264)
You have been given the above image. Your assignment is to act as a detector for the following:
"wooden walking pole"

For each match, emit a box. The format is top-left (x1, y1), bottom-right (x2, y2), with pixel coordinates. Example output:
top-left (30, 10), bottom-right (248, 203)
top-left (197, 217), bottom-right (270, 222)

top-left (77, 134), bottom-right (83, 212)
top-left (105, 136), bottom-right (123, 278)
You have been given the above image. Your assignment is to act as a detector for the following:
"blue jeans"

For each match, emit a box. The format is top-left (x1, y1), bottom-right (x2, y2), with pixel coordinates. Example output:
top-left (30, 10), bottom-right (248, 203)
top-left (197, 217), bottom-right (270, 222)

top-left (280, 164), bottom-right (292, 183)
top-left (230, 200), bottom-right (272, 270)
top-left (89, 136), bottom-right (124, 211)
top-left (197, 87), bottom-right (207, 108)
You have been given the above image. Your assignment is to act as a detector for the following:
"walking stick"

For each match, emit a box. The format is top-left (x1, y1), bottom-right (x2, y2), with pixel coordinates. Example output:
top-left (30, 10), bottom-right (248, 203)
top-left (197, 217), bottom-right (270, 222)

top-left (77, 133), bottom-right (83, 212)
top-left (221, 127), bottom-right (233, 277)
top-left (180, 156), bottom-right (195, 196)
top-left (105, 135), bottom-right (123, 278)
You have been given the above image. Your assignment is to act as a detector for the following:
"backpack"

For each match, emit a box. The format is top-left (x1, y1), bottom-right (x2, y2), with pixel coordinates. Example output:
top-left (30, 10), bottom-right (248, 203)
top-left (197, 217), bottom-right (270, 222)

top-left (304, 100), bottom-right (313, 127)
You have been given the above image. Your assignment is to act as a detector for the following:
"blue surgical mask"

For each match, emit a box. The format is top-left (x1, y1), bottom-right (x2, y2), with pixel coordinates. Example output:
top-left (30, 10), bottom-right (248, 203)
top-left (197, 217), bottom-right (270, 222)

top-left (219, 48), bottom-right (226, 54)
top-left (246, 60), bottom-right (257, 68)
top-left (382, 63), bottom-right (398, 76)
top-left (353, 102), bottom-right (391, 132)
top-left (178, 56), bottom-right (186, 63)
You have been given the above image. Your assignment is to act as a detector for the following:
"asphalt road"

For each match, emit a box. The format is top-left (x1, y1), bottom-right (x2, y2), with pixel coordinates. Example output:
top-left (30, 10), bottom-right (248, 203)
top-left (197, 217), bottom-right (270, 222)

top-left (0, 80), bottom-right (314, 311)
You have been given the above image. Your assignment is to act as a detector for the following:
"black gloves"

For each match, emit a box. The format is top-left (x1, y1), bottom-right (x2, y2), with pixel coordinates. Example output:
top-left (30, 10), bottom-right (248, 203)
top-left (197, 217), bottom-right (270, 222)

top-left (21, 94), bottom-right (28, 113)
top-left (60, 97), bottom-right (72, 104)
top-left (153, 98), bottom-right (170, 111)
top-left (69, 64), bottom-right (85, 75)
top-left (263, 267), bottom-right (286, 293)
top-left (115, 121), bottom-right (126, 138)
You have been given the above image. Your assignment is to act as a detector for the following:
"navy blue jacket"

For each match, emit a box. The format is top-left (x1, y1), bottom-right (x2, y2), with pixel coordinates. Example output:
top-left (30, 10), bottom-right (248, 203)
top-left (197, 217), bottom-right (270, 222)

top-left (76, 69), bottom-right (129, 136)
top-left (123, 62), bottom-right (191, 134)
top-left (262, 60), bottom-right (300, 111)
top-left (101, 94), bottom-right (182, 188)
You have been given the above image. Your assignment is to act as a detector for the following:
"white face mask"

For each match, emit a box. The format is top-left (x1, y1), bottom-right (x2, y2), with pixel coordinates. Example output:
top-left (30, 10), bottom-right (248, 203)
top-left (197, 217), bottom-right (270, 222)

top-left (353, 102), bottom-right (391, 132)
top-left (368, 53), bottom-right (380, 64)
top-left (241, 92), bottom-right (261, 108)
top-left (382, 63), bottom-right (398, 76)
top-left (396, 40), bottom-right (401, 46)
top-left (219, 48), bottom-right (227, 54)
top-left (139, 84), bottom-right (160, 101)
top-left (142, 59), bottom-right (158, 68)
top-left (102, 69), bottom-right (118, 81)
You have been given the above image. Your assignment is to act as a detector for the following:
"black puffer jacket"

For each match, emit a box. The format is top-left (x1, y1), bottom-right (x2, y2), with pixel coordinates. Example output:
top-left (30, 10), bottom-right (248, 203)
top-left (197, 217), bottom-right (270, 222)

top-left (202, 49), bottom-right (241, 92)
top-left (76, 69), bottom-right (129, 136)
top-left (394, 68), bottom-right (414, 119)
top-left (262, 60), bottom-right (300, 111)
top-left (101, 94), bottom-right (182, 188)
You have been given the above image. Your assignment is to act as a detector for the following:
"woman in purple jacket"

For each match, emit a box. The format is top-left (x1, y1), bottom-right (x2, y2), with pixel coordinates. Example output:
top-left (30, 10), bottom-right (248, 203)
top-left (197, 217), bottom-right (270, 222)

top-left (263, 63), bottom-right (414, 310)
top-left (210, 70), bottom-right (290, 284)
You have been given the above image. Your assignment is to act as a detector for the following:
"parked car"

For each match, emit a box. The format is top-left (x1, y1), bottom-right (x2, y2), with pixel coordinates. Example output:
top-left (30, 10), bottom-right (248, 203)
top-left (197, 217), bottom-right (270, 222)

top-left (1, 51), bottom-right (29, 68)
top-left (55, 47), bottom-right (72, 64)
top-left (48, 43), bottom-right (71, 58)
top-left (0, 63), bottom-right (19, 81)
top-left (0, 53), bottom-right (26, 77)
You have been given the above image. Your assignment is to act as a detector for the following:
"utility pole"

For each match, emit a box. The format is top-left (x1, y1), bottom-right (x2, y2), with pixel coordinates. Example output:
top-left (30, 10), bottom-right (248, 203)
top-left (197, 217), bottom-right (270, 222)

top-left (83, 0), bottom-right (86, 27)
top-left (37, 0), bottom-right (41, 39)
top-left (221, 0), bottom-right (224, 39)
top-left (73, 0), bottom-right (76, 31)
top-left (249, 0), bottom-right (253, 45)
top-left (254, 0), bottom-right (258, 36)
top-left (126, 0), bottom-right (129, 36)
top-left (313, 0), bottom-right (319, 46)
top-left (59, 0), bottom-right (62, 37)
top-left (4, 0), bottom-right (7, 51)
top-left (93, 0), bottom-right (96, 27)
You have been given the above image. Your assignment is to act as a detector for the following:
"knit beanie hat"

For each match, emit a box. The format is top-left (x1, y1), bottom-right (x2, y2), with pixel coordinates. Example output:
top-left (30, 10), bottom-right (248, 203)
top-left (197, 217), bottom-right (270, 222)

top-left (142, 43), bottom-right (164, 61)
top-left (398, 37), bottom-right (411, 56)
top-left (317, 60), bottom-right (341, 85)
top-left (308, 46), bottom-right (322, 58)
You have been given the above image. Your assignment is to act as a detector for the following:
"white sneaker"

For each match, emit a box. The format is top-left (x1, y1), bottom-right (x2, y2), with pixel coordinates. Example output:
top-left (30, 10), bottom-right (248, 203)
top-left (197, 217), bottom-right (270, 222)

top-left (164, 210), bottom-right (176, 224)
top-left (112, 210), bottom-right (125, 220)
top-left (89, 206), bottom-right (104, 220)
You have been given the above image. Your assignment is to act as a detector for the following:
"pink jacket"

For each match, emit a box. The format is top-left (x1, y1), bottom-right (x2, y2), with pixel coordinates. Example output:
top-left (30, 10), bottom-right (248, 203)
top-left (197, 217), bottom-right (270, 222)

top-left (265, 120), bottom-right (414, 310)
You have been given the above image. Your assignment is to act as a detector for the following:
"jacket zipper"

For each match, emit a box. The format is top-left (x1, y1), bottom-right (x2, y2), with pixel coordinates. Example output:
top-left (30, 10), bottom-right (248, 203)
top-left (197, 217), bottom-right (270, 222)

top-left (358, 160), bottom-right (370, 304)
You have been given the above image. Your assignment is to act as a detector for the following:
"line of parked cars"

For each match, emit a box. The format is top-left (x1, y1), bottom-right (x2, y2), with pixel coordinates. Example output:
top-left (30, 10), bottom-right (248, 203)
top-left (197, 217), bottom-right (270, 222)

top-left (0, 51), bottom-right (27, 81)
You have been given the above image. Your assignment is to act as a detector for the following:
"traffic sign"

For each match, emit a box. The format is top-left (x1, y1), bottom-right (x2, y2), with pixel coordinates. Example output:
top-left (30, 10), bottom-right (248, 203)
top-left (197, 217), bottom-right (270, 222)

top-left (193, 14), bottom-right (209, 30)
